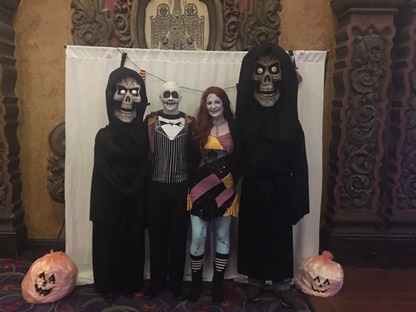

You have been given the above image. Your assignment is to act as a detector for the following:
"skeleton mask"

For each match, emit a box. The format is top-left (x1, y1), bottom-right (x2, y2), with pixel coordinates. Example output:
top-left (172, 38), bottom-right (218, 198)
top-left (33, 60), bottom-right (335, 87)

top-left (113, 76), bottom-right (141, 123)
top-left (159, 81), bottom-right (182, 115)
top-left (252, 51), bottom-right (282, 107)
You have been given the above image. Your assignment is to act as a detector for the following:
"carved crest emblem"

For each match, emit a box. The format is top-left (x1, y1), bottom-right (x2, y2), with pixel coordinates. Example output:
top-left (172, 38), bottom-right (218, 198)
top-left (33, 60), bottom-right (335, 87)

top-left (151, 0), bottom-right (204, 50)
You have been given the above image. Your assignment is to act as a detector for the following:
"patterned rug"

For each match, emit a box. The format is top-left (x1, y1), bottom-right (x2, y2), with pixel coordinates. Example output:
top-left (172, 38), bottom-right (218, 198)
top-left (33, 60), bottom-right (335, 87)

top-left (0, 252), bottom-right (315, 312)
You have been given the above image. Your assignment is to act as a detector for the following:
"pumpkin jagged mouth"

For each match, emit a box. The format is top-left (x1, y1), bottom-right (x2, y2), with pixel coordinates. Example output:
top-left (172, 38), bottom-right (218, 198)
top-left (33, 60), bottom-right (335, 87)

top-left (34, 283), bottom-right (55, 296)
top-left (311, 285), bottom-right (329, 293)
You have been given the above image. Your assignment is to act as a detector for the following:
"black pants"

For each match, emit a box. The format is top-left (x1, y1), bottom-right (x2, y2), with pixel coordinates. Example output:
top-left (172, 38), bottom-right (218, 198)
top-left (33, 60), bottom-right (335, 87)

top-left (147, 181), bottom-right (190, 288)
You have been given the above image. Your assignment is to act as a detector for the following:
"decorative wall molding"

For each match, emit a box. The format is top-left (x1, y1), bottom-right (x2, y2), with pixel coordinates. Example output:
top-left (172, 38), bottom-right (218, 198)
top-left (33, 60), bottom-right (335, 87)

top-left (322, 0), bottom-right (416, 268)
top-left (114, 0), bottom-right (134, 48)
top-left (331, 0), bottom-right (405, 16)
top-left (220, 0), bottom-right (240, 50)
top-left (70, 0), bottom-right (114, 46)
top-left (131, 0), bottom-right (222, 50)
top-left (0, 0), bottom-right (26, 258)
top-left (47, 123), bottom-right (65, 204)
top-left (240, 0), bottom-right (282, 50)
top-left (387, 0), bottom-right (416, 227)
top-left (70, 0), bottom-right (283, 51)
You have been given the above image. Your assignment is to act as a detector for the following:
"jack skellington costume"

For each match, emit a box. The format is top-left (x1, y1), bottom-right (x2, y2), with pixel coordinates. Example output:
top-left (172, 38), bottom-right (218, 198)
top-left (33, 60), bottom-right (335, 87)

top-left (90, 66), bottom-right (149, 302)
top-left (236, 43), bottom-right (309, 306)
top-left (144, 81), bottom-right (197, 301)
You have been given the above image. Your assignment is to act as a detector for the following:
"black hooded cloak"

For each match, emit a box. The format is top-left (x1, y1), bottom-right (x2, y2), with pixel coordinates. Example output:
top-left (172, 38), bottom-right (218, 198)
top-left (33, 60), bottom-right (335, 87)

top-left (89, 66), bottom-right (149, 296)
top-left (236, 43), bottom-right (309, 281)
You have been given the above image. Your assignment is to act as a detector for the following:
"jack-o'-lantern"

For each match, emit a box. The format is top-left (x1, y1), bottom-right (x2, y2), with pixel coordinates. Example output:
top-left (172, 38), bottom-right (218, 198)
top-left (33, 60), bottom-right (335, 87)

top-left (294, 251), bottom-right (344, 297)
top-left (21, 250), bottom-right (78, 303)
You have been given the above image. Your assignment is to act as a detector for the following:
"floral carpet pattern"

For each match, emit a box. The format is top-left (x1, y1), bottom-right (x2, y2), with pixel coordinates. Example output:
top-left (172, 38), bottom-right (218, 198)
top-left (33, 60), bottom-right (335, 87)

top-left (0, 253), bottom-right (314, 312)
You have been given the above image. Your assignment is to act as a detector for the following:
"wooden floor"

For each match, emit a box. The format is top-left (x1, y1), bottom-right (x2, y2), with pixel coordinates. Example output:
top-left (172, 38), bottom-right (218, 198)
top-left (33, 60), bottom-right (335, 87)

top-left (308, 268), bottom-right (416, 312)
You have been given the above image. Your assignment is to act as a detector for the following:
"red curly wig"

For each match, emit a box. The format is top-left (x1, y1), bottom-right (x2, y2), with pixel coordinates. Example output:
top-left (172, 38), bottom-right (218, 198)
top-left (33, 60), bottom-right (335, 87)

top-left (192, 86), bottom-right (234, 148)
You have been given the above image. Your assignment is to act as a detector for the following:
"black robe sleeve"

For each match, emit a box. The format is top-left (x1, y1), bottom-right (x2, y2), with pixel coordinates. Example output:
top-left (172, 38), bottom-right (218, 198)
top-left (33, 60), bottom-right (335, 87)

top-left (90, 127), bottom-right (149, 223)
top-left (288, 122), bottom-right (310, 225)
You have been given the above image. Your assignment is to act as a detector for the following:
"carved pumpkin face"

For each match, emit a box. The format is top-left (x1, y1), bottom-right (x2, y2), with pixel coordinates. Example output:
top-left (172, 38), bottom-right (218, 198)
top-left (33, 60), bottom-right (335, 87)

top-left (21, 251), bottom-right (78, 304)
top-left (34, 271), bottom-right (56, 296)
top-left (294, 251), bottom-right (344, 297)
top-left (311, 275), bottom-right (331, 294)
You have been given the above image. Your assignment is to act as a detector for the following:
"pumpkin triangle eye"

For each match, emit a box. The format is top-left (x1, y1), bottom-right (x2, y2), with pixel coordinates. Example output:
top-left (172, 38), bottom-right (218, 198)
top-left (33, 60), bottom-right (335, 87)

top-left (313, 276), bottom-right (320, 283)
top-left (39, 272), bottom-right (46, 280)
top-left (48, 274), bottom-right (56, 284)
top-left (324, 279), bottom-right (330, 285)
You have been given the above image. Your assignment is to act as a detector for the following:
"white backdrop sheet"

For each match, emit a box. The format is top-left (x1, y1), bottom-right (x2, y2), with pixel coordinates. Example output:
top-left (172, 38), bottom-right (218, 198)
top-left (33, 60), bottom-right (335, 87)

top-left (65, 46), bottom-right (326, 285)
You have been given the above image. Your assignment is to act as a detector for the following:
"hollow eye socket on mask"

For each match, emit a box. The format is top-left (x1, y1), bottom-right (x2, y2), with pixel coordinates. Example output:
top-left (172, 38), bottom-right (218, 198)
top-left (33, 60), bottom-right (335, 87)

top-left (255, 66), bottom-right (264, 75)
top-left (118, 88), bottom-right (139, 96)
top-left (270, 65), bottom-right (279, 74)
top-left (163, 90), bottom-right (179, 99)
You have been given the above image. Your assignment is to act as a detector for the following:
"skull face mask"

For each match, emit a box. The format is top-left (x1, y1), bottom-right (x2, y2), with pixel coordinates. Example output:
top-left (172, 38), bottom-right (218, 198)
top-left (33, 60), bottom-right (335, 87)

top-left (159, 81), bottom-right (182, 115)
top-left (113, 76), bottom-right (141, 123)
top-left (252, 51), bottom-right (282, 107)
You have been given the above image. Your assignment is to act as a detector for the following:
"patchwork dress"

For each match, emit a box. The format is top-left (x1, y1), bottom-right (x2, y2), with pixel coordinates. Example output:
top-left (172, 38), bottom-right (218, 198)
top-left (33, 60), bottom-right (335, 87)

top-left (188, 133), bottom-right (239, 221)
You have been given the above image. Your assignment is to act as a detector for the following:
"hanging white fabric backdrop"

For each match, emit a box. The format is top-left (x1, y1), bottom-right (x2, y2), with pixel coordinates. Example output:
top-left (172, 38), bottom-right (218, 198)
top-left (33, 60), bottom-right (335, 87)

top-left (65, 46), bottom-right (326, 285)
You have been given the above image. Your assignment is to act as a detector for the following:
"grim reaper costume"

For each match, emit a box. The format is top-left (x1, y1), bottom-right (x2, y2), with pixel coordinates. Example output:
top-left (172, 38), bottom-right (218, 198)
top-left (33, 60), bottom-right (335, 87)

top-left (90, 65), bottom-right (149, 302)
top-left (236, 43), bottom-right (309, 305)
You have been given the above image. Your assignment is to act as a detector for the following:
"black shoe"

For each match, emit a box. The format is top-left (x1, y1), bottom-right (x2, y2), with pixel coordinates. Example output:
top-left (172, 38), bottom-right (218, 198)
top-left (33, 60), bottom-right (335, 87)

top-left (188, 268), bottom-right (203, 302)
top-left (172, 286), bottom-right (186, 301)
top-left (244, 285), bottom-right (263, 302)
top-left (274, 288), bottom-right (296, 308)
top-left (144, 284), bottom-right (165, 300)
top-left (212, 270), bottom-right (225, 303)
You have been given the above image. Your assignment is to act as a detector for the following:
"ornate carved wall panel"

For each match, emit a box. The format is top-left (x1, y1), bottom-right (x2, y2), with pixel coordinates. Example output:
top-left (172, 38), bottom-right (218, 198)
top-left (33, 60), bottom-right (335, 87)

top-left (0, 0), bottom-right (26, 258)
top-left (324, 0), bottom-right (416, 268)
top-left (329, 1), bottom-right (400, 218)
top-left (132, 0), bottom-right (214, 50)
top-left (240, 0), bottom-right (282, 50)
top-left (387, 0), bottom-right (416, 229)
top-left (114, 0), bottom-right (134, 47)
top-left (71, 0), bottom-right (114, 46)
top-left (71, 0), bottom-right (282, 51)
top-left (47, 123), bottom-right (65, 204)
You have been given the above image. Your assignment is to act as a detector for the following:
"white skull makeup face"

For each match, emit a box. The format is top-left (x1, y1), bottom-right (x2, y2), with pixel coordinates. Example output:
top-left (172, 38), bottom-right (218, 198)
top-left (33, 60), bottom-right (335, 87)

top-left (252, 51), bottom-right (282, 107)
top-left (159, 81), bottom-right (182, 115)
top-left (113, 76), bottom-right (141, 123)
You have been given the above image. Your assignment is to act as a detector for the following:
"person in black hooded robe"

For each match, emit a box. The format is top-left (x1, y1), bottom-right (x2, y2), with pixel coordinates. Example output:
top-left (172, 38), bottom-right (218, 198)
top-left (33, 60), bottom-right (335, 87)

top-left (90, 65), bottom-right (149, 302)
top-left (236, 43), bottom-right (309, 308)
